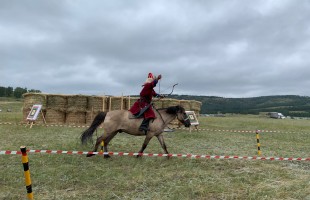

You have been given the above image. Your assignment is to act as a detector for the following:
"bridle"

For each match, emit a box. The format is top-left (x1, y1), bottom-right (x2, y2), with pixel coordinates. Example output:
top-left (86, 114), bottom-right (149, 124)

top-left (178, 112), bottom-right (189, 123)
top-left (153, 83), bottom-right (188, 126)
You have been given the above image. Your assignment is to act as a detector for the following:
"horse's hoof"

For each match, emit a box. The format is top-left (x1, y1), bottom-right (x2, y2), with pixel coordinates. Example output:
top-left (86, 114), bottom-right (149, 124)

top-left (104, 154), bottom-right (111, 159)
top-left (136, 153), bottom-right (143, 158)
top-left (86, 153), bottom-right (95, 157)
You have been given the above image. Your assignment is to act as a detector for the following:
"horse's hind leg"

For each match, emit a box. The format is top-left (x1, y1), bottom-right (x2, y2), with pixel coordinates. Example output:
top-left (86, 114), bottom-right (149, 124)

top-left (156, 134), bottom-right (169, 155)
top-left (86, 136), bottom-right (105, 157)
top-left (101, 131), bottom-right (118, 158)
top-left (97, 136), bottom-right (112, 158)
top-left (89, 131), bottom-right (118, 158)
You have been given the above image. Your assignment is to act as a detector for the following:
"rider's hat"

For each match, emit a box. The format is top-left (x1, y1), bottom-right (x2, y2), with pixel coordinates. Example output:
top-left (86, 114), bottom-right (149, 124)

top-left (144, 72), bottom-right (156, 85)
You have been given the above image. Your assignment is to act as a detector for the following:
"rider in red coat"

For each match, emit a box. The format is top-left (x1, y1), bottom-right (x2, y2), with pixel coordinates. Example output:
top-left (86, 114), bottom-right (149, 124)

top-left (129, 73), bottom-right (162, 133)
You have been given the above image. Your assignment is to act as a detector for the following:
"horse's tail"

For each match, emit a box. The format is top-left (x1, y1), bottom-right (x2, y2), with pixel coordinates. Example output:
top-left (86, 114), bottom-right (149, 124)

top-left (80, 112), bottom-right (107, 145)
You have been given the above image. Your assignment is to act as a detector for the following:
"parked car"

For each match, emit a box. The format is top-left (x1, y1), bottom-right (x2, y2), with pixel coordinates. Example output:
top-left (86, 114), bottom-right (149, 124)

top-left (268, 112), bottom-right (285, 119)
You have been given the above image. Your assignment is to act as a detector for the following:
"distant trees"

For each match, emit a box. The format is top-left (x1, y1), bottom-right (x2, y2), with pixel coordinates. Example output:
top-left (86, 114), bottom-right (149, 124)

top-left (13, 87), bottom-right (28, 98)
top-left (171, 94), bottom-right (310, 117)
top-left (0, 86), bottom-right (41, 98)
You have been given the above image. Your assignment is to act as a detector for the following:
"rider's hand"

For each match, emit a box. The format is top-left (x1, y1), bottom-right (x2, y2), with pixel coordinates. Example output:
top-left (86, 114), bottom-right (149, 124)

top-left (157, 74), bottom-right (162, 80)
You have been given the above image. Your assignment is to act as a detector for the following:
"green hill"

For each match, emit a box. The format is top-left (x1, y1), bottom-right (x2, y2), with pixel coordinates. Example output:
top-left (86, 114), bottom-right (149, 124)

top-left (171, 95), bottom-right (310, 117)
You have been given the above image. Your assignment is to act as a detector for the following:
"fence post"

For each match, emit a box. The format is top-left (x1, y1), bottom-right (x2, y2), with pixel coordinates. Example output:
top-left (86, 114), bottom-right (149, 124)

top-left (20, 146), bottom-right (34, 200)
top-left (256, 130), bottom-right (261, 156)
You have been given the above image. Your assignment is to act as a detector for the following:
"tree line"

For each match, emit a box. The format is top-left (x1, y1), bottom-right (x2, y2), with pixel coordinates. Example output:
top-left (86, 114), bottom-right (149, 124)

top-left (0, 86), bottom-right (41, 98)
top-left (171, 94), bottom-right (310, 117)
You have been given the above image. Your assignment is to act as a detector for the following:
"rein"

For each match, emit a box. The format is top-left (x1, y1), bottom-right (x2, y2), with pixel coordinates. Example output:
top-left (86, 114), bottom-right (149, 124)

top-left (153, 106), bottom-right (181, 128)
top-left (153, 105), bottom-right (166, 125)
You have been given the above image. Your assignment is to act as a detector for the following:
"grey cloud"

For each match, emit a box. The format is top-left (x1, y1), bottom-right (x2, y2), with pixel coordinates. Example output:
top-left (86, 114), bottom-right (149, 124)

top-left (1, 0), bottom-right (310, 97)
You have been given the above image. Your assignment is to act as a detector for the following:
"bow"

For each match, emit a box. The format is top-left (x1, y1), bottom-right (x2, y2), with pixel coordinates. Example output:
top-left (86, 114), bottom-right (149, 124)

top-left (168, 83), bottom-right (178, 96)
top-left (160, 83), bottom-right (178, 97)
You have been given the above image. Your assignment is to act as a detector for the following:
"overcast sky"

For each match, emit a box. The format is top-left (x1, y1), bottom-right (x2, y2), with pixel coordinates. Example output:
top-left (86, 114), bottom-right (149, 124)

top-left (1, 0), bottom-right (310, 98)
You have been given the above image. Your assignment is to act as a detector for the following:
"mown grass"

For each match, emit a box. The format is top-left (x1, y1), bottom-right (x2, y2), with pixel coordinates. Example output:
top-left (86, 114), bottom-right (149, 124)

top-left (0, 103), bottom-right (309, 199)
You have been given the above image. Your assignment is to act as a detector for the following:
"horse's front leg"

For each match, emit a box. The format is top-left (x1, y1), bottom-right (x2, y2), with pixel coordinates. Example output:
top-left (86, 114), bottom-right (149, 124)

top-left (137, 135), bottom-right (153, 158)
top-left (156, 134), bottom-right (169, 155)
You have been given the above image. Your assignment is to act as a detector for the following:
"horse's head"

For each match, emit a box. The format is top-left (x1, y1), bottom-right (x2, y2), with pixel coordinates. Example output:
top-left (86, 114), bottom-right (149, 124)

top-left (166, 105), bottom-right (191, 127)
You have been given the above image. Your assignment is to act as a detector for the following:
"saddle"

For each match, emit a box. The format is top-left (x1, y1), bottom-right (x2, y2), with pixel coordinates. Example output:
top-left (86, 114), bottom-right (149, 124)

top-left (129, 104), bottom-right (152, 119)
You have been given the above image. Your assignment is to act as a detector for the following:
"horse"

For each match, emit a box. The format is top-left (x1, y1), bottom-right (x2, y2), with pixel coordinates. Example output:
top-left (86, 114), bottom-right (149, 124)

top-left (80, 105), bottom-right (191, 158)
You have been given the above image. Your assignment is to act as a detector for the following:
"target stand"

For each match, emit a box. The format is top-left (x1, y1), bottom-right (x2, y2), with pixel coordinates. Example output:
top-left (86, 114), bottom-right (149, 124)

top-left (25, 105), bottom-right (46, 128)
top-left (186, 111), bottom-right (199, 132)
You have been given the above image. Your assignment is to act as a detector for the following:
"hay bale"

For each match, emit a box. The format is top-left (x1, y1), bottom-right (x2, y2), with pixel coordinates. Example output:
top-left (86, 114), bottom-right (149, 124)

top-left (109, 97), bottom-right (125, 111)
top-left (47, 95), bottom-right (67, 111)
top-left (125, 97), bottom-right (162, 110)
top-left (190, 100), bottom-right (202, 112)
top-left (87, 96), bottom-right (108, 112)
top-left (162, 98), bottom-right (179, 108)
top-left (122, 98), bottom-right (129, 110)
top-left (153, 100), bottom-right (163, 109)
top-left (67, 95), bottom-right (87, 112)
top-left (179, 100), bottom-right (191, 111)
top-left (193, 110), bottom-right (200, 118)
top-left (127, 97), bottom-right (139, 109)
top-left (66, 111), bottom-right (86, 125)
top-left (45, 109), bottom-right (66, 124)
top-left (86, 110), bottom-right (102, 124)
top-left (122, 96), bottom-right (133, 110)
top-left (23, 93), bottom-right (47, 110)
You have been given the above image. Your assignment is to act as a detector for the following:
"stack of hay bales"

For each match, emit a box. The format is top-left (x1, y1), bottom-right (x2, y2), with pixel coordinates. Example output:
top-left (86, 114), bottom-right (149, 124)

top-left (22, 93), bottom-right (202, 126)
top-left (108, 96), bottom-right (127, 111)
top-left (125, 97), bottom-right (164, 110)
top-left (66, 95), bottom-right (87, 124)
top-left (122, 96), bottom-right (135, 110)
top-left (45, 94), bottom-right (67, 124)
top-left (178, 100), bottom-right (191, 111)
top-left (127, 97), bottom-right (139, 109)
top-left (152, 99), bottom-right (163, 109)
top-left (190, 100), bottom-right (202, 117)
top-left (122, 96), bottom-right (131, 111)
top-left (23, 93), bottom-right (47, 123)
top-left (87, 96), bottom-right (108, 111)
top-left (23, 93), bottom-right (47, 110)
top-left (162, 98), bottom-right (180, 108)
top-left (86, 96), bottom-right (108, 124)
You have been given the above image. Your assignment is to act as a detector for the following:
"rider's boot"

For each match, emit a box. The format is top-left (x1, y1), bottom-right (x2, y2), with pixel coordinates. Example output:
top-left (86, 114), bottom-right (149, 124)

top-left (139, 118), bottom-right (151, 134)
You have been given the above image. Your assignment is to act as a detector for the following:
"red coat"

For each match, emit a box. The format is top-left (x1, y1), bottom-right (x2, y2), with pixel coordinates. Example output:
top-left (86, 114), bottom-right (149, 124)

top-left (129, 80), bottom-right (159, 119)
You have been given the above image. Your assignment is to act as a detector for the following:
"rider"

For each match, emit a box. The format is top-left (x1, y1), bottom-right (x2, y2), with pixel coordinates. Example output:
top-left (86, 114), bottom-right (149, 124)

top-left (129, 72), bottom-right (163, 134)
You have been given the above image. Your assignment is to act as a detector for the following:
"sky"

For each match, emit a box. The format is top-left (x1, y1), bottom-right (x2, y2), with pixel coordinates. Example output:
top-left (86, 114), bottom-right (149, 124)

top-left (1, 0), bottom-right (310, 98)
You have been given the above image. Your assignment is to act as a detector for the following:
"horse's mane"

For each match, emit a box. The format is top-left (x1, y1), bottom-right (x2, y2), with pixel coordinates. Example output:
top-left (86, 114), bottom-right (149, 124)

top-left (157, 105), bottom-right (184, 115)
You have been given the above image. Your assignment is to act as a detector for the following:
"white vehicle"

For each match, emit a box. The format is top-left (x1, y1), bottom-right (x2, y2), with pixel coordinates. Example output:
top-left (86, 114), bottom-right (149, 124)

top-left (269, 112), bottom-right (285, 119)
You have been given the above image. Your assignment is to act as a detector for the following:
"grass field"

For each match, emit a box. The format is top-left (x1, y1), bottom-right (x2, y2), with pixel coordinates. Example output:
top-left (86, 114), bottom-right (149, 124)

top-left (0, 100), bottom-right (309, 199)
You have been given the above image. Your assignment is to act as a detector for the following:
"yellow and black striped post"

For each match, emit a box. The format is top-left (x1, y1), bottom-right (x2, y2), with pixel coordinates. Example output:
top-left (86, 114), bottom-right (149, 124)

top-left (20, 146), bottom-right (34, 200)
top-left (100, 140), bottom-right (104, 154)
top-left (256, 130), bottom-right (261, 156)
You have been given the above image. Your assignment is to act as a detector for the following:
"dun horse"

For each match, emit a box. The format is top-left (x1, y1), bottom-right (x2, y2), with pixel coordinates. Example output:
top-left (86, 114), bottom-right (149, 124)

top-left (81, 105), bottom-right (191, 157)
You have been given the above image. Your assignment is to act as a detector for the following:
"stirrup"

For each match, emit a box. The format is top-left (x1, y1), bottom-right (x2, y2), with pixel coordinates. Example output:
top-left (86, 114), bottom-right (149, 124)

top-left (139, 127), bottom-right (150, 132)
